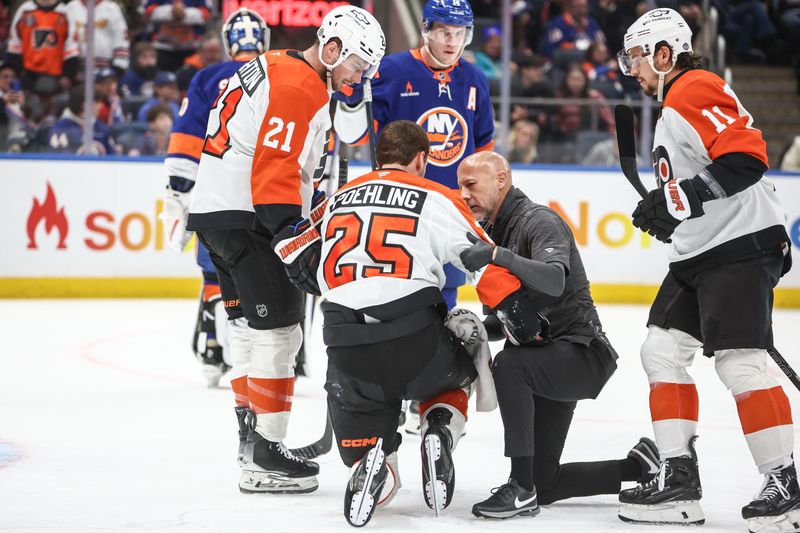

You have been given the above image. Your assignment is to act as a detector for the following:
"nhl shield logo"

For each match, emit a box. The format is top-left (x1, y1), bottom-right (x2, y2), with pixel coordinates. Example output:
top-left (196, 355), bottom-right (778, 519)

top-left (256, 304), bottom-right (268, 318)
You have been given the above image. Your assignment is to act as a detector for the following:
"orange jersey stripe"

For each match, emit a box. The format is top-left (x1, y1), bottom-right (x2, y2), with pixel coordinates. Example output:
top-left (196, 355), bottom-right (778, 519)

top-left (167, 132), bottom-right (205, 160)
top-left (735, 386), bottom-right (793, 435)
top-left (201, 282), bottom-right (220, 302)
top-left (231, 376), bottom-right (249, 408)
top-left (475, 140), bottom-right (495, 152)
top-left (476, 265), bottom-right (522, 309)
top-left (248, 376), bottom-right (294, 414)
top-left (650, 382), bottom-right (699, 422)
top-left (419, 388), bottom-right (469, 419)
top-left (666, 70), bottom-right (768, 166)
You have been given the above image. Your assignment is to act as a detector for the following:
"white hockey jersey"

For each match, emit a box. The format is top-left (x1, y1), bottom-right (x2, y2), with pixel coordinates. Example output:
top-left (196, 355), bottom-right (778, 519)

top-left (187, 50), bottom-right (331, 235)
top-left (65, 0), bottom-right (129, 71)
top-left (315, 169), bottom-right (521, 312)
top-left (653, 69), bottom-right (788, 270)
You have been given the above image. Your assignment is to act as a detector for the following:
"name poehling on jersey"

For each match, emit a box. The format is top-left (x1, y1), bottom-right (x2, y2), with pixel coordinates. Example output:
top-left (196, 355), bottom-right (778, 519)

top-left (330, 183), bottom-right (427, 215)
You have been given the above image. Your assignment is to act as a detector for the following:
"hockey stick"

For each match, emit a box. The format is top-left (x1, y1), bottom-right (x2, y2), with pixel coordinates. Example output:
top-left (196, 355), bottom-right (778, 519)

top-left (363, 79), bottom-right (378, 171)
top-left (615, 104), bottom-right (800, 391)
top-left (287, 155), bottom-right (349, 459)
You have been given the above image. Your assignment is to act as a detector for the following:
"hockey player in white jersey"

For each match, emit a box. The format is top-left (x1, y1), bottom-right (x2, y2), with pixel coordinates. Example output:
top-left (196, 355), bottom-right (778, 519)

top-left (616, 8), bottom-right (796, 531)
top-left (185, 6), bottom-right (385, 495)
top-left (272, 121), bottom-right (523, 526)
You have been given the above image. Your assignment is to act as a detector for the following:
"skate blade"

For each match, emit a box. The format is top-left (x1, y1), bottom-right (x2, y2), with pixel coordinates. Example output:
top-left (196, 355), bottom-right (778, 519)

top-left (618, 500), bottom-right (705, 525)
top-left (423, 434), bottom-right (446, 515)
top-left (472, 506), bottom-right (541, 520)
top-left (347, 438), bottom-right (385, 527)
top-left (238, 469), bottom-right (318, 494)
top-left (747, 508), bottom-right (800, 533)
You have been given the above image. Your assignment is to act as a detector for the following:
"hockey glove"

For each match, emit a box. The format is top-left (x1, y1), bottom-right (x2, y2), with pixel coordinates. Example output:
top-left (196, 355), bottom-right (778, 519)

top-left (631, 179), bottom-right (704, 243)
top-left (308, 188), bottom-right (329, 232)
top-left (459, 232), bottom-right (496, 272)
top-left (494, 289), bottom-right (551, 346)
top-left (160, 186), bottom-right (193, 252)
top-left (271, 219), bottom-right (322, 296)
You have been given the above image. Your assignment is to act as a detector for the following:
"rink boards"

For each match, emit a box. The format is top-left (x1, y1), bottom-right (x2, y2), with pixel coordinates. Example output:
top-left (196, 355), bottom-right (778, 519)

top-left (2, 155), bottom-right (799, 307)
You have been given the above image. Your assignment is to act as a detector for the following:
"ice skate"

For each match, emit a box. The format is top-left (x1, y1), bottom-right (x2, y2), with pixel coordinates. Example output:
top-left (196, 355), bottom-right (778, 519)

top-left (239, 431), bottom-right (319, 494)
top-left (235, 405), bottom-right (252, 465)
top-left (743, 463), bottom-right (800, 533)
top-left (420, 407), bottom-right (455, 515)
top-left (344, 438), bottom-right (387, 527)
top-left (472, 479), bottom-right (540, 519)
top-left (628, 436), bottom-right (661, 483)
top-left (618, 435), bottom-right (705, 525)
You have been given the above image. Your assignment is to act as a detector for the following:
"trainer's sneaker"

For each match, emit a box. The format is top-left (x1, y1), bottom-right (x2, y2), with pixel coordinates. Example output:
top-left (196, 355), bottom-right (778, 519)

top-left (421, 407), bottom-right (455, 514)
top-left (344, 438), bottom-right (387, 527)
top-left (742, 463), bottom-right (800, 533)
top-left (628, 437), bottom-right (661, 484)
top-left (618, 435), bottom-right (704, 525)
top-left (239, 432), bottom-right (319, 494)
top-left (472, 479), bottom-right (540, 519)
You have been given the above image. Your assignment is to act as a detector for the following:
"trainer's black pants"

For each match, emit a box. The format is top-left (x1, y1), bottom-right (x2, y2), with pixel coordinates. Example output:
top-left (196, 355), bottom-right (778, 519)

top-left (325, 318), bottom-right (477, 467)
top-left (493, 336), bottom-right (619, 505)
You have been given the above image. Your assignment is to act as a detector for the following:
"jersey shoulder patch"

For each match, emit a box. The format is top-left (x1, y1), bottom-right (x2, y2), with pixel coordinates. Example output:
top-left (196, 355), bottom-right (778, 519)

top-left (237, 57), bottom-right (266, 97)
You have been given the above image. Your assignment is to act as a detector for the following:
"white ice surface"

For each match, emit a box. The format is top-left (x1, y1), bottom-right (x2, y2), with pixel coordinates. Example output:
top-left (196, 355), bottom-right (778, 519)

top-left (1, 299), bottom-right (799, 532)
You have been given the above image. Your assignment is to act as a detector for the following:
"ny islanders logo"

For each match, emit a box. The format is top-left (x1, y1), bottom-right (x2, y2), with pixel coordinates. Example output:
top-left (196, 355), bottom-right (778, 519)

top-left (417, 107), bottom-right (468, 167)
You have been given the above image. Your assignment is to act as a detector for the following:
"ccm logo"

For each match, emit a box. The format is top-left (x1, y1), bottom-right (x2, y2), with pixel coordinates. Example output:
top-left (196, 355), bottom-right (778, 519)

top-left (341, 437), bottom-right (378, 447)
top-left (666, 180), bottom-right (685, 211)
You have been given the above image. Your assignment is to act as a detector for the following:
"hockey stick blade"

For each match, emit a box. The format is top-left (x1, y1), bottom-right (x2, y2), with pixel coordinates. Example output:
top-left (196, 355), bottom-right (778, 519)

top-left (614, 105), bottom-right (648, 199)
top-left (290, 409), bottom-right (333, 459)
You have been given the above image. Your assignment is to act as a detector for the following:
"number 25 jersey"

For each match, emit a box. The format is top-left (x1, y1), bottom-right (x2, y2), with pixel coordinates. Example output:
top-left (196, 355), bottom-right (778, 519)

top-left (316, 169), bottom-right (521, 312)
top-left (654, 69), bottom-right (788, 272)
top-left (187, 50), bottom-right (331, 236)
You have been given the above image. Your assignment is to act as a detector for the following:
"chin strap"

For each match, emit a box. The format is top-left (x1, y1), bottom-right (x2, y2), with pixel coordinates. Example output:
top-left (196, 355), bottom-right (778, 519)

top-left (648, 55), bottom-right (677, 103)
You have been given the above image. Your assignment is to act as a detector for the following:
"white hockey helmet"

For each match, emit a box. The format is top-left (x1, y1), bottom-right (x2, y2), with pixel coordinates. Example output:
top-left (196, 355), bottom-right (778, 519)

top-left (618, 8), bottom-right (693, 75)
top-left (317, 5), bottom-right (386, 80)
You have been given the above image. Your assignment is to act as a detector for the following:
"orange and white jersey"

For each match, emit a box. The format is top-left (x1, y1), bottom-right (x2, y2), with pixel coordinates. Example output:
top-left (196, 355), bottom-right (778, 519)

top-left (187, 50), bottom-right (331, 234)
top-left (317, 169), bottom-right (520, 311)
top-left (654, 70), bottom-right (786, 265)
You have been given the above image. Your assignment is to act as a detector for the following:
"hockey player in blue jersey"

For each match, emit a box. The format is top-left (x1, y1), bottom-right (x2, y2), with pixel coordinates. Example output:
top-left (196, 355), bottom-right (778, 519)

top-left (334, 0), bottom-right (495, 312)
top-left (161, 8), bottom-right (269, 388)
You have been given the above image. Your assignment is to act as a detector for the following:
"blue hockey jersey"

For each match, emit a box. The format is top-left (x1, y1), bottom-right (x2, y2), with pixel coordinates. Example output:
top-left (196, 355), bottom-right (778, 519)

top-left (338, 49), bottom-right (495, 190)
top-left (165, 60), bottom-right (247, 184)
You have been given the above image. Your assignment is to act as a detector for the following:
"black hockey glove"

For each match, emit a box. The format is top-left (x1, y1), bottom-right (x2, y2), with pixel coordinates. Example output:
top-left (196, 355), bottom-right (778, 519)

top-left (460, 232), bottom-right (495, 272)
top-left (271, 219), bottom-right (322, 296)
top-left (493, 289), bottom-right (551, 346)
top-left (308, 188), bottom-right (328, 232)
top-left (632, 179), bottom-right (704, 243)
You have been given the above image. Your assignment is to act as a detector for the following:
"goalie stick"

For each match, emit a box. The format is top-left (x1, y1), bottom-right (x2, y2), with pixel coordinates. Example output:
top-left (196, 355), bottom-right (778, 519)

top-left (287, 154), bottom-right (349, 459)
top-left (614, 104), bottom-right (800, 392)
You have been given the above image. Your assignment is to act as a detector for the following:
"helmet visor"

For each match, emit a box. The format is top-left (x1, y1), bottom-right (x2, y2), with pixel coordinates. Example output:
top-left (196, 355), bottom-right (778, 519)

top-left (340, 53), bottom-right (379, 80)
top-left (617, 48), bottom-right (648, 76)
top-left (425, 25), bottom-right (473, 47)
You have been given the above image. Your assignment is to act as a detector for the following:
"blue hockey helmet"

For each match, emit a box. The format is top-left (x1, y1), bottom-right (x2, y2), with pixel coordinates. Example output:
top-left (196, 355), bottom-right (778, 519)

top-left (222, 8), bottom-right (270, 59)
top-left (421, 0), bottom-right (474, 66)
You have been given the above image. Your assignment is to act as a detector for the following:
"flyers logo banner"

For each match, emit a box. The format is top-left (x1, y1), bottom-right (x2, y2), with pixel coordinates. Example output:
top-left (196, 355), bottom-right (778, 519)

top-left (417, 107), bottom-right (469, 168)
top-left (27, 182), bottom-right (68, 250)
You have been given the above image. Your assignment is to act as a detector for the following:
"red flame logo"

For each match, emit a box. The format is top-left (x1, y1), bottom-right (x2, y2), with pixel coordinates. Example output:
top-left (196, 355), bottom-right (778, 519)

top-left (406, 81), bottom-right (413, 93)
top-left (27, 182), bottom-right (68, 250)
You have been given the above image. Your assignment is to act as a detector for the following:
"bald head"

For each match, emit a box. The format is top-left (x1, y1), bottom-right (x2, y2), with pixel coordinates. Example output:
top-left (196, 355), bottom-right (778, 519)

top-left (457, 151), bottom-right (512, 223)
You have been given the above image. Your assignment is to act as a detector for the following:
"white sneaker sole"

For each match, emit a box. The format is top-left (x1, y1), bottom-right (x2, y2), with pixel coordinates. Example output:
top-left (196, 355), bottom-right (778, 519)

top-left (618, 500), bottom-right (705, 525)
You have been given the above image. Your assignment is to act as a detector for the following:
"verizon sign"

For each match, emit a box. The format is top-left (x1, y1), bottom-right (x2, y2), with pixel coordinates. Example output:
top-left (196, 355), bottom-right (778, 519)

top-left (221, 0), bottom-right (353, 26)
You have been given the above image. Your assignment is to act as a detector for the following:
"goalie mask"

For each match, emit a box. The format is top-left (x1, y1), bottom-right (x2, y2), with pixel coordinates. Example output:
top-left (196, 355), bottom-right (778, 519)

top-left (222, 8), bottom-right (270, 59)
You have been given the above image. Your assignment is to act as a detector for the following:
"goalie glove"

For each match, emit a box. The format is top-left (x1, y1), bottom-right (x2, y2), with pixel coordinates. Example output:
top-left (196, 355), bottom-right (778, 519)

top-left (272, 219), bottom-right (322, 296)
top-left (161, 186), bottom-right (192, 252)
